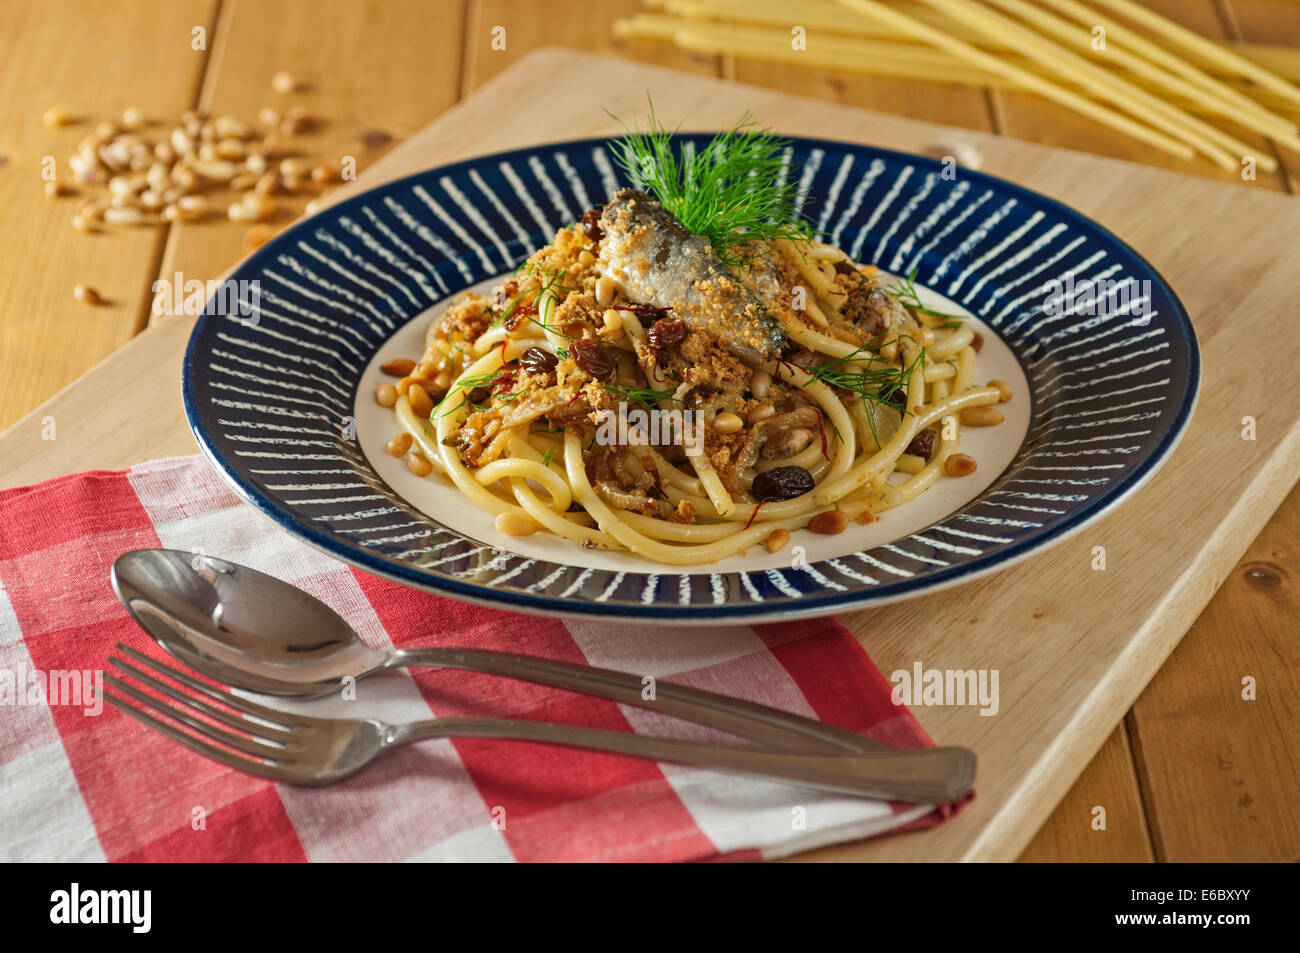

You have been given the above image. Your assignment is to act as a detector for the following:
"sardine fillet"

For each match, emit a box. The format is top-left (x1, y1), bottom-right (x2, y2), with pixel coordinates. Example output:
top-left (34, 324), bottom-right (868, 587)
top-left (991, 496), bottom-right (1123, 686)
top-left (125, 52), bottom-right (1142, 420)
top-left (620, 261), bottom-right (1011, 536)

top-left (598, 189), bottom-right (785, 364)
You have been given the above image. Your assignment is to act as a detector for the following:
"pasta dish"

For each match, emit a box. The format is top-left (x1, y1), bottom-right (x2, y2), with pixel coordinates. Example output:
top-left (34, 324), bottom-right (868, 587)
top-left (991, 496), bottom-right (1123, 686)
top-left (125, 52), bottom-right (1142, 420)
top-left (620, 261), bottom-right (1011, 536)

top-left (373, 118), bottom-right (1010, 566)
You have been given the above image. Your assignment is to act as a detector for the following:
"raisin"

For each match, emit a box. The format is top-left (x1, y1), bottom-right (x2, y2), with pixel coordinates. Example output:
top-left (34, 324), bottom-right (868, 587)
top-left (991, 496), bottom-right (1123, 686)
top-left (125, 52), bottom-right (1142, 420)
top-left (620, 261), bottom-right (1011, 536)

top-left (519, 347), bottom-right (558, 376)
top-left (572, 339), bottom-right (616, 380)
top-left (648, 317), bottom-right (687, 350)
top-left (751, 466), bottom-right (815, 502)
top-left (906, 428), bottom-right (936, 461)
top-left (832, 259), bottom-right (858, 277)
top-left (581, 208), bottom-right (603, 243)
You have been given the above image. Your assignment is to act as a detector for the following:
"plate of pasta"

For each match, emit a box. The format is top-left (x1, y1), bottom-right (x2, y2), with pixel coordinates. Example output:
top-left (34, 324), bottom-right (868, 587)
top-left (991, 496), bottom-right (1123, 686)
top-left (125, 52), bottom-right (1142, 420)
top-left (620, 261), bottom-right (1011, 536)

top-left (183, 117), bottom-right (1198, 622)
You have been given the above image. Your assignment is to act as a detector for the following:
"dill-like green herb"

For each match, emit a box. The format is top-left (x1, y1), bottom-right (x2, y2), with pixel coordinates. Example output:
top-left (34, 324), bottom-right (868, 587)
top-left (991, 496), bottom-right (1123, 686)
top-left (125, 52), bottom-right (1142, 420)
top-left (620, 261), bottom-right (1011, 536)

top-left (541, 442), bottom-right (557, 469)
top-left (887, 267), bottom-right (965, 323)
top-left (801, 346), bottom-right (926, 445)
top-left (608, 104), bottom-right (813, 268)
top-left (600, 383), bottom-right (680, 411)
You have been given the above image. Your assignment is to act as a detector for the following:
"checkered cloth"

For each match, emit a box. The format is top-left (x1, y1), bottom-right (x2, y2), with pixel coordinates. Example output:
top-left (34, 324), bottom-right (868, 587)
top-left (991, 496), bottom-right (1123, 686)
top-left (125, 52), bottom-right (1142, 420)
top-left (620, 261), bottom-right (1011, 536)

top-left (0, 454), bottom-right (964, 862)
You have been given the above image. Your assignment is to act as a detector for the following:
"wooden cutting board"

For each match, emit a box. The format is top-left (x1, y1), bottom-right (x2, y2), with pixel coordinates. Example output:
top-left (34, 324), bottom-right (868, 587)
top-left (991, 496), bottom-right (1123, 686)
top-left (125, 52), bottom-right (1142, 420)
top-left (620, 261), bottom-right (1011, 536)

top-left (4, 49), bottom-right (1299, 862)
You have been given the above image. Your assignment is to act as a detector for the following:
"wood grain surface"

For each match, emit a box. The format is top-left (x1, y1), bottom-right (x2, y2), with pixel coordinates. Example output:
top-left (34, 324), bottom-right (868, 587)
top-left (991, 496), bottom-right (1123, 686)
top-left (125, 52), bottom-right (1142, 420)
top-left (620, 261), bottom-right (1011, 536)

top-left (1, 0), bottom-right (1296, 862)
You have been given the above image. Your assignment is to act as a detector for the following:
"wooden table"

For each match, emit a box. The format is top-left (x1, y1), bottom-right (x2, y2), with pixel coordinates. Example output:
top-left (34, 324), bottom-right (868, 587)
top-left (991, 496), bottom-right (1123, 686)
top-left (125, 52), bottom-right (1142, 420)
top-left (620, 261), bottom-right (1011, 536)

top-left (1, 0), bottom-right (1296, 862)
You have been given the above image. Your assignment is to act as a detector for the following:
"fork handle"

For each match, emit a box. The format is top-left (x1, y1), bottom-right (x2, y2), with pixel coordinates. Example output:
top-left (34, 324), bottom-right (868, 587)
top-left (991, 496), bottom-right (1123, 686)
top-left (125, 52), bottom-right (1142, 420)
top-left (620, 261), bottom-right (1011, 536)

top-left (384, 717), bottom-right (975, 803)
top-left (389, 647), bottom-right (880, 755)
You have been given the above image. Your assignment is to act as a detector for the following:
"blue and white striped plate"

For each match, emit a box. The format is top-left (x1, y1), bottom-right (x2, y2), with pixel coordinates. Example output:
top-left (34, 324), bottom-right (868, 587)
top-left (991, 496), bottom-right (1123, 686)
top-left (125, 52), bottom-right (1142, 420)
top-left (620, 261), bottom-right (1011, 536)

top-left (183, 135), bottom-right (1199, 623)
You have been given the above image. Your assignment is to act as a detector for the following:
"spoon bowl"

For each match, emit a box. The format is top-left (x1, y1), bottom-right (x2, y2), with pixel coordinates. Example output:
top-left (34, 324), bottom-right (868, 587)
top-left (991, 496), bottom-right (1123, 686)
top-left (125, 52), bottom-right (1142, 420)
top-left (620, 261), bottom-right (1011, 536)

top-left (112, 549), bottom-right (385, 697)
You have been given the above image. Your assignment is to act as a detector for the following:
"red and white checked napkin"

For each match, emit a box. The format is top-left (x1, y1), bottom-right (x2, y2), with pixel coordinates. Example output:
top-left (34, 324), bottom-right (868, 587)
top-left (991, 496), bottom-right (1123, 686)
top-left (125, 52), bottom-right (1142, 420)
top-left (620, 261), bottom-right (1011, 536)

top-left (0, 454), bottom-right (965, 862)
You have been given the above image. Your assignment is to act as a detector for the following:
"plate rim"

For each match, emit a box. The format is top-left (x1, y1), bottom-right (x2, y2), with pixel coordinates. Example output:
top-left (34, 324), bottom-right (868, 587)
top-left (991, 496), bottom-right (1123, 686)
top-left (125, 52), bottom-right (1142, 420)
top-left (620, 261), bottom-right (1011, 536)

top-left (182, 133), bottom-right (1202, 623)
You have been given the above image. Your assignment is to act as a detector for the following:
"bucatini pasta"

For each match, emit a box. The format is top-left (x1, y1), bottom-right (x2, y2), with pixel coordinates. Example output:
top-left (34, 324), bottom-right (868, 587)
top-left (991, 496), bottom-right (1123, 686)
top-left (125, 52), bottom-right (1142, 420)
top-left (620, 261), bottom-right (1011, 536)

top-left (374, 121), bottom-right (1007, 566)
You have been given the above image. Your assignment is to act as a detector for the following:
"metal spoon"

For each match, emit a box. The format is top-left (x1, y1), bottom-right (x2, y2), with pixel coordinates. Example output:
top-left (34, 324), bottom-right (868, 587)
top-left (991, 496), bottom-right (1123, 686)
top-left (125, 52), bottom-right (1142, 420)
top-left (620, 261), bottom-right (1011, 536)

top-left (110, 549), bottom-right (910, 756)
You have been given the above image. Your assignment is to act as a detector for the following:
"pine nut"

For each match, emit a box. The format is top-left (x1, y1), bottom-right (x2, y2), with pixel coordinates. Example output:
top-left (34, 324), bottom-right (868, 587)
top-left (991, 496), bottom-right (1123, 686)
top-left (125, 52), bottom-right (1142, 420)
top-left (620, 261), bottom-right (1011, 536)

top-left (231, 172), bottom-right (258, 191)
top-left (216, 138), bottom-right (245, 161)
top-left (281, 173), bottom-right (303, 194)
top-left (375, 382), bottom-right (398, 407)
top-left (960, 405), bottom-right (1004, 427)
top-left (809, 510), bottom-right (849, 535)
top-left (71, 213), bottom-right (93, 232)
top-left (281, 106), bottom-right (314, 135)
top-left (154, 141), bottom-right (176, 164)
top-left (278, 158), bottom-right (311, 179)
top-left (161, 204), bottom-right (179, 223)
top-left (171, 127), bottom-right (195, 157)
top-left (407, 383), bottom-right (434, 418)
top-left (602, 308), bottom-right (622, 332)
top-left (494, 512), bottom-right (539, 537)
top-left (244, 152), bottom-right (268, 175)
top-left (595, 275), bottom-right (616, 306)
top-left (258, 107), bottom-right (281, 129)
top-left (403, 451), bottom-right (433, 477)
top-left (310, 161), bottom-right (339, 184)
top-left (227, 202), bottom-right (256, 223)
top-left (43, 105), bottom-right (70, 127)
top-left (244, 224), bottom-right (274, 250)
top-left (381, 358), bottom-right (416, 377)
top-left (578, 249), bottom-right (595, 267)
top-left (750, 369), bottom-right (772, 398)
top-left (74, 284), bottom-right (102, 305)
top-left (386, 432), bottom-right (412, 456)
top-left (241, 191), bottom-right (276, 221)
top-left (121, 107), bottom-right (145, 131)
top-left (989, 379), bottom-right (1012, 402)
top-left (944, 453), bottom-right (977, 477)
top-left (713, 412), bottom-right (743, 434)
top-left (766, 528), bottom-right (790, 553)
top-left (213, 115), bottom-right (251, 139)
top-left (396, 376), bottom-right (418, 397)
top-left (139, 189), bottom-right (162, 209)
top-left (746, 403), bottom-right (776, 425)
top-left (103, 206), bottom-right (143, 226)
top-left (254, 171), bottom-right (279, 196)
top-left (95, 120), bottom-right (118, 139)
top-left (177, 195), bottom-right (208, 218)
top-left (271, 71), bottom-right (297, 94)
top-left (193, 159), bottom-right (237, 182)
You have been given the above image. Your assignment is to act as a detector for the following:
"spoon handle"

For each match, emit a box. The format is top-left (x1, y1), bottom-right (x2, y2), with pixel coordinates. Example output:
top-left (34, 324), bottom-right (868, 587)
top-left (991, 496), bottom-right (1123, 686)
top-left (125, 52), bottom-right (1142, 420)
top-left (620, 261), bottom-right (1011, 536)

top-left (389, 646), bottom-right (881, 755)
top-left (385, 717), bottom-right (975, 804)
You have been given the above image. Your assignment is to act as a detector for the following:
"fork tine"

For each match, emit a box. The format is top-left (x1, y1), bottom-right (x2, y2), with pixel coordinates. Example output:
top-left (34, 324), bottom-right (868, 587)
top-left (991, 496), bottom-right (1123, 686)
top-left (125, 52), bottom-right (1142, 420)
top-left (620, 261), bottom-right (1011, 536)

top-left (103, 686), bottom-right (293, 783)
top-left (110, 655), bottom-right (299, 745)
top-left (114, 643), bottom-right (302, 729)
top-left (104, 671), bottom-right (292, 763)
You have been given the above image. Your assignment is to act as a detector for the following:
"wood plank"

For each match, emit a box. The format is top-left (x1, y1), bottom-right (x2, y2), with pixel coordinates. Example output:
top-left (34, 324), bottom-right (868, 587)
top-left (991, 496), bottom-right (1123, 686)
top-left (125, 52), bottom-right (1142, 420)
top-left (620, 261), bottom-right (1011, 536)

top-left (1017, 725), bottom-right (1155, 861)
top-left (152, 0), bottom-right (468, 313)
top-left (4, 51), bottom-right (1300, 862)
top-left (1128, 484), bottom-right (1300, 861)
top-left (989, 0), bottom-right (1289, 188)
top-left (462, 0), bottom-right (720, 92)
top-left (0, 0), bottom-right (217, 430)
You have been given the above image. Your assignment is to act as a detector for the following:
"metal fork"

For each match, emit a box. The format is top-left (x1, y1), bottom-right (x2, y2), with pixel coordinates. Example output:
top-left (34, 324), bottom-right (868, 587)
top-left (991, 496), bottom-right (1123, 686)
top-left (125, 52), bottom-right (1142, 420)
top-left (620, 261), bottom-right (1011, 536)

top-left (102, 645), bottom-right (975, 803)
